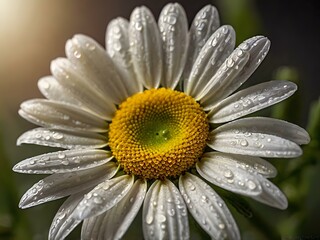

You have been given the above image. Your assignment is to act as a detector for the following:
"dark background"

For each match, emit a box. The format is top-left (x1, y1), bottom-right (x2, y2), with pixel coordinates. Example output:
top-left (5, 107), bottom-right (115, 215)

top-left (0, 0), bottom-right (319, 239)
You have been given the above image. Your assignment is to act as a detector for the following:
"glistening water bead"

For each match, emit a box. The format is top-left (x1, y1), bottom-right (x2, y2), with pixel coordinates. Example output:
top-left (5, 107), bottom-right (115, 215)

top-left (109, 88), bottom-right (209, 179)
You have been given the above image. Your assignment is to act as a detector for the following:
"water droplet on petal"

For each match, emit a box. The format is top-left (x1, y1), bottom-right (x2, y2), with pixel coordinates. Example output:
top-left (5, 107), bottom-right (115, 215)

top-left (93, 197), bottom-right (103, 204)
top-left (58, 153), bottom-right (66, 159)
top-left (238, 181), bottom-right (245, 187)
top-left (158, 214), bottom-right (166, 223)
top-left (73, 50), bottom-right (81, 58)
top-left (247, 180), bottom-right (256, 190)
top-left (224, 169), bottom-right (234, 179)
top-left (226, 58), bottom-right (234, 67)
top-left (146, 214), bottom-right (153, 224)
top-left (240, 139), bottom-right (248, 147)
top-left (41, 81), bottom-right (50, 90)
top-left (218, 223), bottom-right (225, 229)
top-left (62, 160), bottom-right (69, 165)
top-left (53, 133), bottom-right (64, 140)
top-left (135, 22), bottom-right (143, 31)
top-left (167, 208), bottom-right (175, 216)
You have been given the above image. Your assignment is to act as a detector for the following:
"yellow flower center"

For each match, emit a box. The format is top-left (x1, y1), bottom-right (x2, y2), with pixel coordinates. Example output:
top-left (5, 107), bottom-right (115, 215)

top-left (109, 88), bottom-right (209, 179)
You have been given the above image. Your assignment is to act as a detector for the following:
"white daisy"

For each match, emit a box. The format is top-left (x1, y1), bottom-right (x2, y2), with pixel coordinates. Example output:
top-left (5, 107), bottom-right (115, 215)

top-left (14, 3), bottom-right (310, 240)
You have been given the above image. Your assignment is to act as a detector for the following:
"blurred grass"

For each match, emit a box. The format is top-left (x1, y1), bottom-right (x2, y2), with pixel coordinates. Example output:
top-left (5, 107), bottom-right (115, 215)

top-left (0, 118), bottom-right (32, 240)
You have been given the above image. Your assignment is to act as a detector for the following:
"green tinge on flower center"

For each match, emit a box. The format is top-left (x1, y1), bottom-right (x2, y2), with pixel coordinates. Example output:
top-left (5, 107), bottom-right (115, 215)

top-left (109, 88), bottom-right (209, 179)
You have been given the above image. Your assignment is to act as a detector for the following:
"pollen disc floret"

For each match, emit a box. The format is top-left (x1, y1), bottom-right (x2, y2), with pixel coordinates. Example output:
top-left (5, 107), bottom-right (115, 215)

top-left (109, 88), bottom-right (209, 179)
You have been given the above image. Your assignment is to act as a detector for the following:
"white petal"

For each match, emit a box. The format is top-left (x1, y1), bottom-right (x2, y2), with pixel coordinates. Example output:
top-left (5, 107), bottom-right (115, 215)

top-left (50, 58), bottom-right (116, 120)
top-left (194, 44), bottom-right (250, 101)
top-left (129, 6), bottom-right (162, 89)
top-left (184, 5), bottom-right (220, 80)
top-left (74, 175), bottom-right (134, 220)
top-left (143, 179), bottom-right (189, 240)
top-left (65, 34), bottom-right (128, 104)
top-left (19, 99), bottom-right (108, 133)
top-left (179, 173), bottom-right (240, 240)
top-left (200, 36), bottom-right (270, 105)
top-left (106, 17), bottom-right (143, 95)
top-left (202, 152), bottom-right (277, 178)
top-left (18, 162), bottom-right (117, 209)
top-left (207, 80), bottom-right (297, 118)
top-left (196, 153), bottom-right (264, 196)
top-left (184, 25), bottom-right (236, 97)
top-left (208, 117), bottom-right (304, 158)
top-left (81, 215), bottom-right (105, 240)
top-left (158, 3), bottom-right (189, 89)
top-left (252, 179), bottom-right (288, 209)
top-left (213, 116), bottom-right (310, 144)
top-left (49, 191), bottom-right (86, 240)
top-left (17, 127), bottom-right (108, 149)
top-left (13, 149), bottom-right (113, 174)
top-left (82, 179), bottom-right (147, 240)
top-left (38, 76), bottom-right (78, 106)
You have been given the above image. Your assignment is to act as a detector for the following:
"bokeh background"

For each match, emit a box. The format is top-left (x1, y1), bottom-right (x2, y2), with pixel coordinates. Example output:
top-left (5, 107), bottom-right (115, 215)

top-left (0, 0), bottom-right (319, 239)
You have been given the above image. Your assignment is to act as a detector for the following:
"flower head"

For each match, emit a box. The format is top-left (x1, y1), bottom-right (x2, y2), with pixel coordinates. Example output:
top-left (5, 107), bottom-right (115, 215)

top-left (14, 3), bottom-right (310, 239)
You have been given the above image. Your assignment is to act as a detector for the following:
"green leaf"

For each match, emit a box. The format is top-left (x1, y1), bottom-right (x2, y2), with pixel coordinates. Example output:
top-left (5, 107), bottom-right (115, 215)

top-left (271, 66), bottom-right (301, 124)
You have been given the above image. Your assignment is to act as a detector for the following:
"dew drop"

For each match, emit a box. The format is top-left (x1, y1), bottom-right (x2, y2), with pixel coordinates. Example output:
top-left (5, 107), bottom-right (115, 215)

top-left (161, 223), bottom-right (166, 230)
top-left (167, 208), bottom-right (175, 216)
top-left (240, 139), bottom-right (248, 147)
top-left (73, 50), bottom-right (81, 58)
top-left (218, 223), bottom-right (225, 229)
top-left (146, 214), bottom-right (153, 224)
top-left (41, 81), bottom-right (50, 90)
top-left (158, 214), bottom-right (166, 223)
top-left (53, 133), bottom-right (64, 140)
top-left (230, 141), bottom-right (237, 146)
top-left (201, 195), bottom-right (209, 203)
top-left (187, 181), bottom-right (196, 191)
top-left (85, 42), bottom-right (96, 51)
top-left (238, 181), bottom-right (245, 187)
top-left (35, 133), bottom-right (42, 139)
top-left (113, 42), bottom-right (122, 51)
top-left (58, 153), bottom-right (66, 159)
top-left (247, 180), bottom-right (256, 190)
top-left (237, 49), bottom-right (244, 57)
top-left (226, 58), bottom-right (234, 68)
top-left (62, 160), bottom-right (69, 165)
top-left (135, 22), bottom-right (143, 31)
top-left (210, 38), bottom-right (218, 47)
top-left (58, 213), bottom-right (66, 220)
top-left (41, 156), bottom-right (50, 161)
top-left (93, 197), bottom-right (103, 204)
top-left (224, 169), bottom-right (234, 179)
top-left (240, 42), bottom-right (250, 51)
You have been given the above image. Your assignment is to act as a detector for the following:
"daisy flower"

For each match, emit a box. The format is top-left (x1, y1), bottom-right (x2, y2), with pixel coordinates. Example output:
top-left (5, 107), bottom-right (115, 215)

top-left (14, 3), bottom-right (310, 240)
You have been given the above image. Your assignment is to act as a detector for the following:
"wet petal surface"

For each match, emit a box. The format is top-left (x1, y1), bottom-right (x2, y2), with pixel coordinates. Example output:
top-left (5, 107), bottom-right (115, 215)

top-left (143, 179), bottom-right (189, 240)
top-left (179, 173), bottom-right (240, 240)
